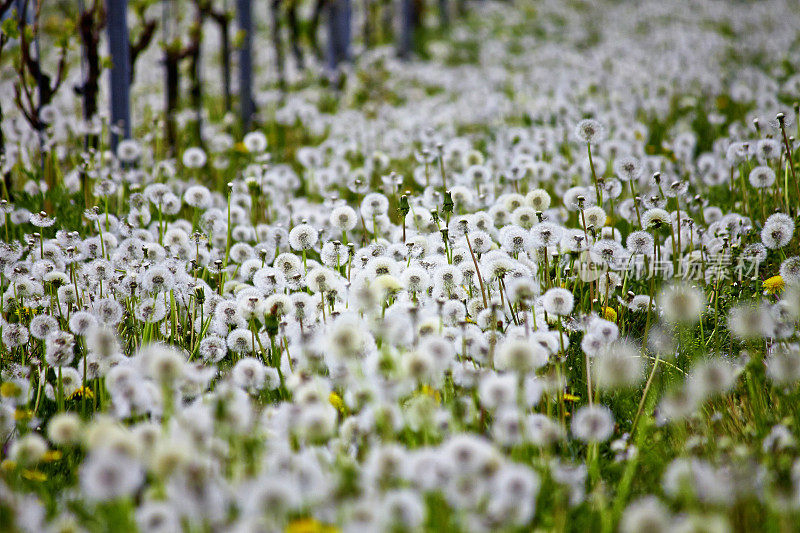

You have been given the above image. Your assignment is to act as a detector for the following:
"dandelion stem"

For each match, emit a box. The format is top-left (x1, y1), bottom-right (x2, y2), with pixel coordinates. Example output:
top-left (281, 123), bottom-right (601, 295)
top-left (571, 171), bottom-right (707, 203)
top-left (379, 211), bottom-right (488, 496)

top-left (630, 353), bottom-right (661, 439)
top-left (587, 142), bottom-right (602, 205)
top-left (465, 235), bottom-right (488, 309)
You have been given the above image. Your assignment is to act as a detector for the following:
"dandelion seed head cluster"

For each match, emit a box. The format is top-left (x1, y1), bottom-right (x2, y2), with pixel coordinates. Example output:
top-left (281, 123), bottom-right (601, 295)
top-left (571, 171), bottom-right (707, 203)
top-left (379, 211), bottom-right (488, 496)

top-left (0, 0), bottom-right (798, 529)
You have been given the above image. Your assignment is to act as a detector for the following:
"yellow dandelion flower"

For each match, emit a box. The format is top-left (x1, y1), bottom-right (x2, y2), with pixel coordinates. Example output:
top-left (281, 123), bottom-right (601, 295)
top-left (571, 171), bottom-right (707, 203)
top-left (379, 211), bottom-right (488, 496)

top-left (764, 275), bottom-right (785, 295)
top-left (42, 450), bottom-right (62, 463)
top-left (0, 381), bottom-right (22, 398)
top-left (21, 469), bottom-right (47, 482)
top-left (328, 392), bottom-right (345, 413)
top-left (563, 393), bottom-right (580, 402)
top-left (14, 408), bottom-right (32, 421)
top-left (68, 386), bottom-right (94, 401)
top-left (286, 518), bottom-right (339, 533)
top-left (419, 385), bottom-right (441, 404)
top-left (602, 306), bottom-right (617, 322)
top-left (1, 459), bottom-right (17, 472)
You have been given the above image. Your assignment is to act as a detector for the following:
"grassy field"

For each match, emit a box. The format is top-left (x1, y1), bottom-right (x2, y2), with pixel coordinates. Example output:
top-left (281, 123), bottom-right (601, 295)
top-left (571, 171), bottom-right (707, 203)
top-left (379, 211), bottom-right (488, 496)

top-left (0, 0), bottom-right (800, 531)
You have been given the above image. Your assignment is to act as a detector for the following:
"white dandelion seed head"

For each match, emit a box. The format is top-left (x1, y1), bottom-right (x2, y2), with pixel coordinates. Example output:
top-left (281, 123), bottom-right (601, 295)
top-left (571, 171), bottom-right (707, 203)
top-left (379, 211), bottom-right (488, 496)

top-left (542, 287), bottom-right (574, 316)
top-left (571, 405), bottom-right (615, 443)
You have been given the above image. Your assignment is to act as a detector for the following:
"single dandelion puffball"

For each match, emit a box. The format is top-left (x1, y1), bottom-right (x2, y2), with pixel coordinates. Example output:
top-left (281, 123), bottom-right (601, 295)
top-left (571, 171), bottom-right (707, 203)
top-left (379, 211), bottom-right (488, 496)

top-left (686, 357), bottom-right (737, 402)
top-left (9, 433), bottom-right (48, 465)
top-left (620, 497), bottom-right (671, 533)
top-left (47, 413), bottom-right (83, 446)
top-left (232, 357), bottom-right (267, 390)
top-left (575, 119), bottom-right (607, 144)
top-left (761, 213), bottom-right (794, 249)
top-left (779, 256), bottom-right (800, 286)
top-left (116, 138), bottom-right (142, 163)
top-left (614, 156), bottom-right (642, 182)
top-left (571, 405), bottom-right (615, 442)
top-left (748, 166), bottom-right (776, 189)
top-left (289, 224), bottom-right (319, 251)
top-left (593, 342), bottom-right (644, 390)
top-left (766, 346), bottom-right (800, 385)
top-left (329, 205), bottom-right (358, 231)
top-left (182, 146), bottom-right (207, 168)
top-left (496, 338), bottom-right (549, 373)
top-left (542, 288), bottom-right (575, 316)
top-left (658, 284), bottom-right (704, 324)
top-left (243, 131), bottom-right (268, 153)
top-left (80, 450), bottom-right (144, 501)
